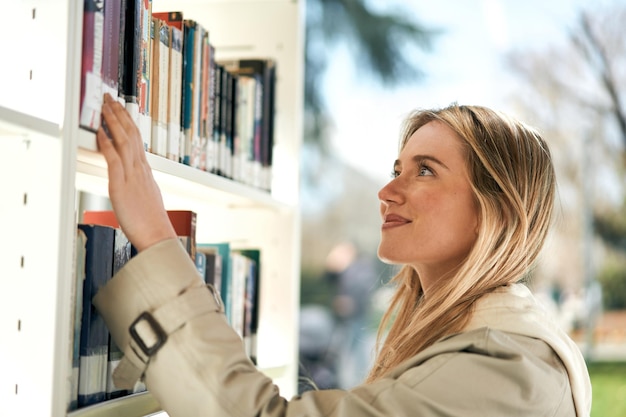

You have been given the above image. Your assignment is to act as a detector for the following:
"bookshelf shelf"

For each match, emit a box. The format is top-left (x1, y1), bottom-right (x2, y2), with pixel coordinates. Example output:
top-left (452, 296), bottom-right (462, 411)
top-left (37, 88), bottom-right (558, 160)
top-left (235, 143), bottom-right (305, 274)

top-left (0, 0), bottom-right (303, 416)
top-left (0, 105), bottom-right (60, 139)
top-left (77, 129), bottom-right (292, 211)
top-left (67, 392), bottom-right (160, 417)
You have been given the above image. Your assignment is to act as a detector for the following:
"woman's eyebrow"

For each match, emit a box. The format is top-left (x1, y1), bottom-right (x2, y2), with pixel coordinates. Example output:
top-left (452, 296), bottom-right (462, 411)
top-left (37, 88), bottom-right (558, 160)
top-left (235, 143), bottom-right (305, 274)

top-left (412, 154), bottom-right (449, 170)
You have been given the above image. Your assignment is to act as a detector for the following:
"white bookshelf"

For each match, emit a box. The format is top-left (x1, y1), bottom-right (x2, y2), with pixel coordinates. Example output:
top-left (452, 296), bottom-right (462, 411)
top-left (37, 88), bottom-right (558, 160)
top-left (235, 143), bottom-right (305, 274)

top-left (0, 1), bottom-right (304, 416)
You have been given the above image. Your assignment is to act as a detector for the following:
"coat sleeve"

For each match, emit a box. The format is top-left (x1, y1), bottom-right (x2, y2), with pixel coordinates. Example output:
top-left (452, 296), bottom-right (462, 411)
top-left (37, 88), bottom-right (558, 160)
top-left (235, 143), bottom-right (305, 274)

top-left (94, 239), bottom-right (573, 417)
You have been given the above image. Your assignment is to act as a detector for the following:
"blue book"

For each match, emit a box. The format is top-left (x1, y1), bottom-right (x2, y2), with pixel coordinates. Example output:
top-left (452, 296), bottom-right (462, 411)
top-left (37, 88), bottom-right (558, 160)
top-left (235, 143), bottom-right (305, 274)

top-left (195, 250), bottom-right (206, 278)
top-left (181, 19), bottom-right (197, 165)
top-left (77, 223), bottom-right (115, 408)
top-left (198, 242), bottom-right (231, 320)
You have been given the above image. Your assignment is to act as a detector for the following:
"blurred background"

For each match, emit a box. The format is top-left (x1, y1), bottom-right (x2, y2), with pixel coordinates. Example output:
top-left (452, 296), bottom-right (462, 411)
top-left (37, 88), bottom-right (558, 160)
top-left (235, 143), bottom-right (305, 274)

top-left (296, 0), bottom-right (626, 415)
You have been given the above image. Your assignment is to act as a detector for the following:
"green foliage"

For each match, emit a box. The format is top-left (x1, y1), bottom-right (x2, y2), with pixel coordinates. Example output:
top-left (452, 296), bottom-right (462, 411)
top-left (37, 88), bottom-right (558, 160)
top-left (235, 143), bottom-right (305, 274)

top-left (594, 209), bottom-right (626, 252)
top-left (597, 262), bottom-right (626, 310)
top-left (588, 361), bottom-right (626, 417)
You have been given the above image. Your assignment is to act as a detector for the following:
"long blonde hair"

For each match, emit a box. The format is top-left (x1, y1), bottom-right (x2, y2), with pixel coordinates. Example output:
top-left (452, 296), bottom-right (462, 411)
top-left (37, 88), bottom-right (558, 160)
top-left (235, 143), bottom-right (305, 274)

top-left (366, 104), bottom-right (556, 382)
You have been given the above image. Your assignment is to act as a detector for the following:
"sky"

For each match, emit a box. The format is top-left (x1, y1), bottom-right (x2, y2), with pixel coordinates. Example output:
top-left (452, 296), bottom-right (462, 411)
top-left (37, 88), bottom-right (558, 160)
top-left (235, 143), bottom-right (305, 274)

top-left (321, 0), bottom-right (605, 185)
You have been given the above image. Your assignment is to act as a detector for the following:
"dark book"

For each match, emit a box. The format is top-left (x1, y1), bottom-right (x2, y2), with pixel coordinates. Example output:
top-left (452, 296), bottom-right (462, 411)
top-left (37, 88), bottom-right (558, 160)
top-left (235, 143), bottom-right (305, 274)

top-left (237, 249), bottom-right (261, 364)
top-left (212, 64), bottom-right (223, 174)
top-left (67, 228), bottom-right (87, 411)
top-left (106, 229), bottom-right (132, 400)
top-left (218, 66), bottom-right (229, 177)
top-left (181, 19), bottom-right (197, 165)
top-left (76, 224), bottom-right (116, 408)
top-left (117, 0), bottom-right (127, 97)
top-left (120, 0), bottom-right (142, 123)
top-left (102, 0), bottom-right (123, 100)
top-left (79, 0), bottom-right (104, 131)
top-left (197, 246), bottom-right (222, 294)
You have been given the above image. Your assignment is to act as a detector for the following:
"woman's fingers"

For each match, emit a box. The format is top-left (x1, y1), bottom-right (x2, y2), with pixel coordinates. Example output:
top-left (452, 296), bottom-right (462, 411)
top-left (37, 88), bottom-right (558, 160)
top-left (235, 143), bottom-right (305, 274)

top-left (103, 94), bottom-right (147, 162)
top-left (100, 94), bottom-right (136, 173)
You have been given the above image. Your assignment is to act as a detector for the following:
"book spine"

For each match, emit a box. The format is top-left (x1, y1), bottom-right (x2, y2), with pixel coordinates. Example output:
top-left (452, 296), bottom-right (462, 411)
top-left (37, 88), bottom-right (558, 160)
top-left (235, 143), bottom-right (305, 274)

top-left (137, 0), bottom-right (152, 150)
top-left (181, 20), bottom-right (196, 165)
top-left (168, 24), bottom-right (183, 161)
top-left (212, 64), bottom-right (223, 175)
top-left (102, 0), bottom-right (122, 100)
top-left (67, 228), bottom-right (87, 412)
top-left (79, 0), bottom-right (104, 131)
top-left (120, 0), bottom-right (142, 126)
top-left (76, 224), bottom-right (115, 408)
top-left (105, 229), bottom-right (132, 400)
top-left (189, 23), bottom-right (204, 168)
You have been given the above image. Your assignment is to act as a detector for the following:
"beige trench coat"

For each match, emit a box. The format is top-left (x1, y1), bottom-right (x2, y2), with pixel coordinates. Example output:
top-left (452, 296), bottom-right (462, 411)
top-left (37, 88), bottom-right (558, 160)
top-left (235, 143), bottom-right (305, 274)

top-left (94, 239), bottom-right (592, 417)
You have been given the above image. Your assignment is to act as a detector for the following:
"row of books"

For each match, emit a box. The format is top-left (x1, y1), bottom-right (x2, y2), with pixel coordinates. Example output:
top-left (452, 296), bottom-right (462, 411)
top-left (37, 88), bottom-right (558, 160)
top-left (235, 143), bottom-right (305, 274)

top-left (79, 1), bottom-right (276, 191)
top-left (68, 210), bottom-right (261, 411)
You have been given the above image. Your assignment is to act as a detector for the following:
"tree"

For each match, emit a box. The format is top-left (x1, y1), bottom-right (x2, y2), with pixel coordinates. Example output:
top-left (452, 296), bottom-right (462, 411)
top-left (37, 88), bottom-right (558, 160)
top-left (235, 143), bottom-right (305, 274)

top-left (304, 0), bottom-right (438, 149)
top-left (504, 2), bottom-right (626, 308)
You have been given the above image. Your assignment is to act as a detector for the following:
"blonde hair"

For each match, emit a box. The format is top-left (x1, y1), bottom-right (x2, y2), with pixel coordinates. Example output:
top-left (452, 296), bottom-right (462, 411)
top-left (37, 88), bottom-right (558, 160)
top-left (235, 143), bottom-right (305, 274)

top-left (366, 104), bottom-right (556, 382)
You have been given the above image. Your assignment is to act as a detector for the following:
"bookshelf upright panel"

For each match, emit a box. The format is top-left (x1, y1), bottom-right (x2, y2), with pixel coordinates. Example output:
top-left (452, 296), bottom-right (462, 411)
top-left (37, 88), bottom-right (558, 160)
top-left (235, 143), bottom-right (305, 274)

top-left (1, 0), bottom-right (303, 416)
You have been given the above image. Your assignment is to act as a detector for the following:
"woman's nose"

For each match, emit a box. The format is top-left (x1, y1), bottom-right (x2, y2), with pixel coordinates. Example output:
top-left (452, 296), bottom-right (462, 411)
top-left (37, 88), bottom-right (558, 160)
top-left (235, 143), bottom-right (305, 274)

top-left (378, 177), bottom-right (403, 205)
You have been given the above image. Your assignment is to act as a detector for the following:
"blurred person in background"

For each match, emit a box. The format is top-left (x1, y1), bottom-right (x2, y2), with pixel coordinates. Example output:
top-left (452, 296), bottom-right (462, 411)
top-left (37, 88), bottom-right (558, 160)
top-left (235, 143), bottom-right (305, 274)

top-left (324, 241), bottom-right (378, 389)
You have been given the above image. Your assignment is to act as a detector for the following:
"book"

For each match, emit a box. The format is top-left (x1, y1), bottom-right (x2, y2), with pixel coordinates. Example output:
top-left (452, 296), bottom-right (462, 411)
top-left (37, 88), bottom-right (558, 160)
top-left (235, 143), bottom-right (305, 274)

top-left (196, 246), bottom-right (222, 293)
top-left (180, 19), bottom-right (197, 165)
top-left (212, 64), bottom-right (223, 175)
top-left (105, 229), bottom-right (132, 400)
top-left (198, 242), bottom-right (231, 320)
top-left (102, 0), bottom-right (123, 101)
top-left (120, 0), bottom-right (142, 126)
top-left (205, 44), bottom-right (217, 174)
top-left (188, 22), bottom-right (205, 169)
top-left (150, 17), bottom-right (170, 157)
top-left (218, 66), bottom-right (230, 177)
top-left (198, 29), bottom-right (211, 171)
top-left (153, 11), bottom-right (184, 162)
top-left (67, 227), bottom-right (87, 411)
top-left (76, 223), bottom-right (116, 408)
top-left (237, 249), bottom-right (261, 364)
top-left (228, 251), bottom-right (248, 338)
top-left (138, 0), bottom-right (153, 149)
top-left (79, 0), bottom-right (105, 131)
top-left (194, 250), bottom-right (206, 279)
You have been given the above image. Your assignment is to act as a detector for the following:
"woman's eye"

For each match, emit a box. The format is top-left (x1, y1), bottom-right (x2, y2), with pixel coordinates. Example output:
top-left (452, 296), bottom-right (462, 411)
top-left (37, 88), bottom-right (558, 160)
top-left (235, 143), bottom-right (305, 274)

top-left (390, 170), bottom-right (400, 179)
top-left (419, 166), bottom-right (434, 176)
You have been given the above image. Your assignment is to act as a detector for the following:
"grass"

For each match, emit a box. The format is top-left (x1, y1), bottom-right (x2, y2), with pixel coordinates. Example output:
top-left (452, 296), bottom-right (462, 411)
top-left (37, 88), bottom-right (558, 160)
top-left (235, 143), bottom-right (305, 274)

top-left (588, 362), bottom-right (626, 417)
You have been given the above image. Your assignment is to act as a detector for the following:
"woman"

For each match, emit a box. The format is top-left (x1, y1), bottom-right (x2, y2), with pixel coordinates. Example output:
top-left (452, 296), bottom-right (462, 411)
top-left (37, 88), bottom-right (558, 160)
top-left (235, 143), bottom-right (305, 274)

top-left (94, 93), bottom-right (592, 416)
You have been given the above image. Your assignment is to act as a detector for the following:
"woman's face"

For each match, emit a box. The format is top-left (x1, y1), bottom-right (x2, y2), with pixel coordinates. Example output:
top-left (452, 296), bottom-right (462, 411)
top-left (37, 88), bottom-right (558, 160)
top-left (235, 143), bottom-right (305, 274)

top-left (377, 120), bottom-right (479, 289)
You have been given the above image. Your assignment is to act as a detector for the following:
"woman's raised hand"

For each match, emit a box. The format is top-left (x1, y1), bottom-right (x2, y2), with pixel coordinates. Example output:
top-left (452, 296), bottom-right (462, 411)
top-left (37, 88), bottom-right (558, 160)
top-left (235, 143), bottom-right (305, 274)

top-left (96, 93), bottom-right (177, 252)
